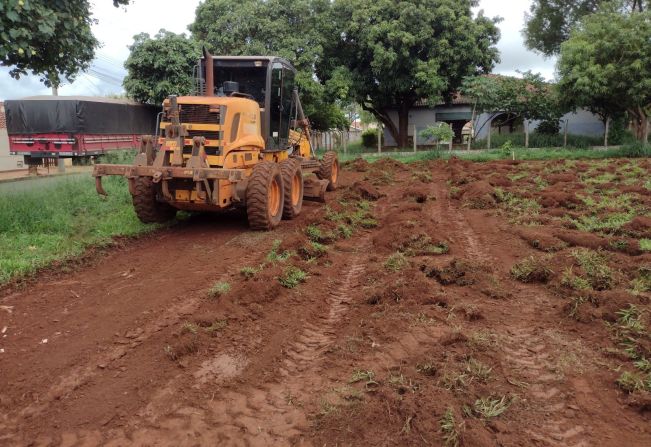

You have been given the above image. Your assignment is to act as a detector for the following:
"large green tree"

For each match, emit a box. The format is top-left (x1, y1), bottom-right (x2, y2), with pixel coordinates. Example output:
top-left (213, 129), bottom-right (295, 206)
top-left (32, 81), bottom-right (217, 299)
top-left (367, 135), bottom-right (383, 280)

top-left (123, 30), bottom-right (201, 105)
top-left (524, 0), bottom-right (647, 56)
top-left (190, 0), bottom-right (347, 131)
top-left (557, 11), bottom-right (651, 142)
top-left (1, 0), bottom-right (128, 88)
top-left (318, 0), bottom-right (500, 147)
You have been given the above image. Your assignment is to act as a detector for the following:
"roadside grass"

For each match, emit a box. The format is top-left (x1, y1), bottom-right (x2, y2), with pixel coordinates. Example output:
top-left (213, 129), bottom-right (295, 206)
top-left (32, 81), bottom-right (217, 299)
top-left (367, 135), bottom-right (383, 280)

top-left (335, 143), bottom-right (650, 164)
top-left (0, 175), bottom-right (162, 285)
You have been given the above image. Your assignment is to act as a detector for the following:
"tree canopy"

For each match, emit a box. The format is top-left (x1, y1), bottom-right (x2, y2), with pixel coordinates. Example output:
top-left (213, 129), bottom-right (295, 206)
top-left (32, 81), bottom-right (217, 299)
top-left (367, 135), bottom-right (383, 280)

top-left (462, 72), bottom-right (563, 124)
top-left (318, 0), bottom-right (500, 147)
top-left (1, 0), bottom-right (128, 87)
top-left (190, 0), bottom-right (346, 131)
top-left (557, 11), bottom-right (651, 140)
top-left (524, 0), bottom-right (648, 56)
top-left (123, 30), bottom-right (200, 105)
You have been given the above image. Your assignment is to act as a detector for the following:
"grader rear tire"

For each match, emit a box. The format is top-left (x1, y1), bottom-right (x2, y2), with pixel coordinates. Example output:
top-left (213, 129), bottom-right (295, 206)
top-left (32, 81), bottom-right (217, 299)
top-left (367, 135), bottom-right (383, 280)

top-left (246, 162), bottom-right (285, 230)
top-left (317, 150), bottom-right (339, 191)
top-left (280, 158), bottom-right (303, 219)
top-left (132, 177), bottom-right (176, 224)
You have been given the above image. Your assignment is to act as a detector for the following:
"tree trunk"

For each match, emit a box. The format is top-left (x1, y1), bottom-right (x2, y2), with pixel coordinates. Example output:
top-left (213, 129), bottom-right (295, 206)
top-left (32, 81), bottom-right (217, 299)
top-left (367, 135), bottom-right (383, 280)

top-left (525, 120), bottom-right (529, 148)
top-left (467, 102), bottom-right (477, 151)
top-left (397, 103), bottom-right (410, 148)
top-left (644, 116), bottom-right (649, 145)
top-left (604, 116), bottom-right (610, 148)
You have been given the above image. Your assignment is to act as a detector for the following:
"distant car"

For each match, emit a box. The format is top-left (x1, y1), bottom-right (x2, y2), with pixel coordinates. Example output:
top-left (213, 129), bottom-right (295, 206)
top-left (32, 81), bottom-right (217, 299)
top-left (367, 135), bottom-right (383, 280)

top-left (5, 96), bottom-right (159, 166)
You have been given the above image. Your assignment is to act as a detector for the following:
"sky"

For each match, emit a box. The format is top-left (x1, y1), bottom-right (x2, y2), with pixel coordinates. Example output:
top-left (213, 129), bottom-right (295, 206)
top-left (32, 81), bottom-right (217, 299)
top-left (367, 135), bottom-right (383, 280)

top-left (0, 0), bottom-right (557, 100)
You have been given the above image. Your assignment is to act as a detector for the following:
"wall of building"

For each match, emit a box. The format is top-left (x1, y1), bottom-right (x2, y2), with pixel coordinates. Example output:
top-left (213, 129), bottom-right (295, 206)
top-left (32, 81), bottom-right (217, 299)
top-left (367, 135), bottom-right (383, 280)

top-left (383, 105), bottom-right (605, 147)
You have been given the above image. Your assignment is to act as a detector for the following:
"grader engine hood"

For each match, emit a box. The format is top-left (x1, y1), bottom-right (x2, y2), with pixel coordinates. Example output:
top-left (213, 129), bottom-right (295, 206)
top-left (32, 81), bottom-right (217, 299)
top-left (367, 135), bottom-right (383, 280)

top-left (161, 97), bottom-right (265, 159)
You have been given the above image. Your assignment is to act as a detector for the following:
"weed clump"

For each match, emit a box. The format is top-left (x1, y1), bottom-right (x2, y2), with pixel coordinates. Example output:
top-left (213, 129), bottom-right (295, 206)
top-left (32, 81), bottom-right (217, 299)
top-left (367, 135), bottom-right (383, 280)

top-left (266, 239), bottom-right (292, 263)
top-left (510, 256), bottom-right (554, 283)
top-left (571, 248), bottom-right (614, 290)
top-left (278, 266), bottom-right (308, 288)
top-left (472, 396), bottom-right (511, 418)
top-left (440, 408), bottom-right (461, 447)
top-left (208, 281), bottom-right (230, 298)
top-left (384, 252), bottom-right (408, 272)
top-left (240, 266), bottom-right (261, 280)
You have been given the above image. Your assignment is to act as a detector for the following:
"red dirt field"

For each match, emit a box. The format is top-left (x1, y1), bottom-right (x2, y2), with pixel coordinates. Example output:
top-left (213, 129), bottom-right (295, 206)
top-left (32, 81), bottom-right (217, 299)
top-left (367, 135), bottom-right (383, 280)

top-left (1, 157), bottom-right (650, 446)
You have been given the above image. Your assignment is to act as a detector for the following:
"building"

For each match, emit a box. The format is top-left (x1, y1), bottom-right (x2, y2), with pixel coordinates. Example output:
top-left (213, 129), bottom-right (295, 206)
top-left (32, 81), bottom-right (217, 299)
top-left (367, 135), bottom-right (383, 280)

top-left (0, 102), bottom-right (23, 172)
top-left (382, 95), bottom-right (605, 147)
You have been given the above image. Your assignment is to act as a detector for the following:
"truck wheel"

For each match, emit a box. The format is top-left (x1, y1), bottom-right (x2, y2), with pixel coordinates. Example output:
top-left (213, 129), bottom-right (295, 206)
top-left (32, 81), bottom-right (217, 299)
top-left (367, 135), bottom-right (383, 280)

top-left (317, 150), bottom-right (339, 191)
top-left (132, 177), bottom-right (176, 224)
top-left (247, 162), bottom-right (285, 230)
top-left (280, 158), bottom-right (303, 219)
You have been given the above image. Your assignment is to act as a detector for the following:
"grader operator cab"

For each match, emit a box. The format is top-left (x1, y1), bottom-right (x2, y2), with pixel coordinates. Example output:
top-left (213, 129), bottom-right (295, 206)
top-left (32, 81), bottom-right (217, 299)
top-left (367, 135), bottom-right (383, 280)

top-left (93, 50), bottom-right (339, 230)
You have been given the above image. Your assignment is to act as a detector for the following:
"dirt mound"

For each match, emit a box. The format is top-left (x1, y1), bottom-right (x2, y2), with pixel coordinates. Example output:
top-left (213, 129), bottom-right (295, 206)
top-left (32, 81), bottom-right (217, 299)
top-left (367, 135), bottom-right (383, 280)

top-left (487, 174), bottom-right (512, 187)
top-left (372, 157), bottom-right (407, 172)
top-left (461, 181), bottom-right (496, 209)
top-left (352, 181), bottom-right (384, 201)
top-left (517, 227), bottom-right (566, 252)
top-left (422, 258), bottom-right (485, 286)
top-left (540, 190), bottom-right (581, 208)
top-left (553, 229), bottom-right (610, 250)
top-left (345, 157), bottom-right (370, 172)
top-left (546, 173), bottom-right (577, 185)
top-left (402, 187), bottom-right (429, 203)
top-left (622, 216), bottom-right (651, 237)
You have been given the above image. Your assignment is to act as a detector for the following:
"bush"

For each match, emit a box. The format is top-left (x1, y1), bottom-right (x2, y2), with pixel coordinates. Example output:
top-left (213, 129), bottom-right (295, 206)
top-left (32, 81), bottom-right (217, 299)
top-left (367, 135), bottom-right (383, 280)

top-left (361, 129), bottom-right (380, 148)
top-left (535, 120), bottom-right (561, 135)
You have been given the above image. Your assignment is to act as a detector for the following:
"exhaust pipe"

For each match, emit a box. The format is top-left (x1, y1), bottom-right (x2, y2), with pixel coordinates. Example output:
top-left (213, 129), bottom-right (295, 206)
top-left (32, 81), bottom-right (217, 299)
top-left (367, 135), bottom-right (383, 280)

top-left (203, 47), bottom-right (214, 97)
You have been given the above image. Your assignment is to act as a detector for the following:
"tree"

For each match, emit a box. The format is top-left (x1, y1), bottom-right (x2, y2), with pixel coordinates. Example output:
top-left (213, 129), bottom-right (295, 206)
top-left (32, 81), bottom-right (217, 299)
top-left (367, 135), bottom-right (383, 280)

top-left (524, 0), bottom-right (648, 56)
top-left (420, 123), bottom-right (454, 150)
top-left (557, 11), bottom-right (651, 143)
top-left (319, 0), bottom-right (500, 148)
top-left (1, 1), bottom-right (128, 88)
top-left (462, 72), bottom-right (564, 146)
top-left (189, 0), bottom-right (346, 131)
top-left (123, 31), bottom-right (201, 105)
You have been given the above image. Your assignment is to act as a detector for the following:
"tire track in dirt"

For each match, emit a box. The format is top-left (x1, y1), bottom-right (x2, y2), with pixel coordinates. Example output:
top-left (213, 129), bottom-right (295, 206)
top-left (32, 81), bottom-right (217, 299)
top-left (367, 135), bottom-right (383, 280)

top-left (502, 324), bottom-right (589, 447)
top-left (0, 233), bottom-right (263, 446)
top-left (93, 237), bottom-right (372, 446)
top-left (430, 173), bottom-right (590, 447)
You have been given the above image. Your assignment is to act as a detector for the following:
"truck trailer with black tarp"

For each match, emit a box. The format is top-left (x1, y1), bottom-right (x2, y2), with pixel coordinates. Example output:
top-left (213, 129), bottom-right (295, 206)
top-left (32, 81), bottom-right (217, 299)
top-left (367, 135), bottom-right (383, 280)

top-left (5, 96), bottom-right (159, 166)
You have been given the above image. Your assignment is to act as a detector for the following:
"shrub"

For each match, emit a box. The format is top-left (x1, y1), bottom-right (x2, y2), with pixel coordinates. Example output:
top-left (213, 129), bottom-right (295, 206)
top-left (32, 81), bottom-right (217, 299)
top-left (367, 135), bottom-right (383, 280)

top-left (361, 129), bottom-right (380, 148)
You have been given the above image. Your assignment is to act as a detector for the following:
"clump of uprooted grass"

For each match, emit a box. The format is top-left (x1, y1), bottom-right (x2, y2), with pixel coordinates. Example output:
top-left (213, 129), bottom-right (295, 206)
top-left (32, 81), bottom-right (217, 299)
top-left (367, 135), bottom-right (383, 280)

top-left (0, 175), bottom-right (163, 285)
top-left (510, 255), bottom-right (554, 283)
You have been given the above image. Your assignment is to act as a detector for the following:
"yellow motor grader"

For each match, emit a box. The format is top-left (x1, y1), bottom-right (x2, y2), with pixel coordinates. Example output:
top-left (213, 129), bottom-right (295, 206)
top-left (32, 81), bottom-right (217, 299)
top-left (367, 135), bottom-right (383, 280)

top-left (93, 50), bottom-right (338, 230)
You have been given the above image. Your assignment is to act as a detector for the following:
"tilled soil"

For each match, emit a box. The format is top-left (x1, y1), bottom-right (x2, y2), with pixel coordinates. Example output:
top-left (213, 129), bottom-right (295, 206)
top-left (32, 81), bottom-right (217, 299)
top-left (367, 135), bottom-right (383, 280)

top-left (1, 157), bottom-right (650, 446)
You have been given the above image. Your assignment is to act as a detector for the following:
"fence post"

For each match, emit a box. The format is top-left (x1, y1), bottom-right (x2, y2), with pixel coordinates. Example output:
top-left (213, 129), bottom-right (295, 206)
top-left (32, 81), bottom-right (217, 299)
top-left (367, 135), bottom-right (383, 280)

top-left (487, 119), bottom-right (492, 150)
top-left (525, 120), bottom-right (529, 149)
top-left (564, 120), bottom-right (568, 148)
top-left (413, 124), bottom-right (417, 152)
top-left (377, 127), bottom-right (382, 154)
top-left (604, 116), bottom-right (610, 148)
top-left (343, 131), bottom-right (348, 154)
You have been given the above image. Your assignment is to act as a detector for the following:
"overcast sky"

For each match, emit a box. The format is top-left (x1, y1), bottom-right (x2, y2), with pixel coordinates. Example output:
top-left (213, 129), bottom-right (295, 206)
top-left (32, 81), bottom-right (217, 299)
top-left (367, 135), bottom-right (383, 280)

top-left (0, 0), bottom-right (557, 100)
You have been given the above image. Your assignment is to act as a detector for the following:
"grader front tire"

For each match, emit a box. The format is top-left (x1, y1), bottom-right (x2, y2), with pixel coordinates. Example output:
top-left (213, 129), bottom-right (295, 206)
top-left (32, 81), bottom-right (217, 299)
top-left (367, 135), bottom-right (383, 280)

top-left (280, 158), bottom-right (303, 219)
top-left (246, 162), bottom-right (285, 230)
top-left (132, 177), bottom-right (176, 224)
top-left (317, 150), bottom-right (339, 191)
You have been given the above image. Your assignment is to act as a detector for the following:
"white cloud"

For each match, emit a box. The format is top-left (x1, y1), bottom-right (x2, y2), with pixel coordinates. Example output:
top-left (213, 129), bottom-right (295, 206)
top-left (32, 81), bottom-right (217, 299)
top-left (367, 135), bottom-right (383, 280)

top-left (0, 0), bottom-right (557, 100)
